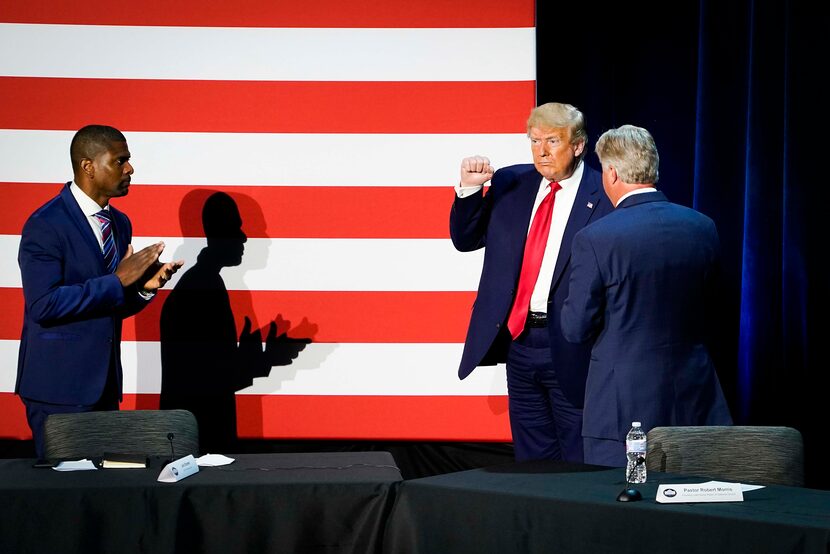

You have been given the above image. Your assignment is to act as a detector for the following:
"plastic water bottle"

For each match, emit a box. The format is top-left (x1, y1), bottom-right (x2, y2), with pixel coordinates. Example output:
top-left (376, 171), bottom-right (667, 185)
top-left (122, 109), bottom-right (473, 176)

top-left (625, 422), bottom-right (647, 484)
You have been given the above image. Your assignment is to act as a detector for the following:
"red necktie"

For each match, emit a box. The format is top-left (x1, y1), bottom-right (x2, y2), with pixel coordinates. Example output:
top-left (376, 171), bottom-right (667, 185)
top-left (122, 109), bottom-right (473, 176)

top-left (506, 182), bottom-right (561, 339)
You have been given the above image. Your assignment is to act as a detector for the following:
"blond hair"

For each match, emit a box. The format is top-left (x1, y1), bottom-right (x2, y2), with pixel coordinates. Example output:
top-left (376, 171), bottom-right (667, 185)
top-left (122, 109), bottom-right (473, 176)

top-left (595, 125), bottom-right (659, 184)
top-left (526, 102), bottom-right (588, 148)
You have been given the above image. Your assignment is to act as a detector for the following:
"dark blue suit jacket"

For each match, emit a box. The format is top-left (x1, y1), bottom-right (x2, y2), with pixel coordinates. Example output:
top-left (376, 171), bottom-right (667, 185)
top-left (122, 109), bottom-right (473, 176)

top-left (561, 191), bottom-right (732, 442)
top-left (450, 163), bottom-right (612, 406)
top-left (15, 183), bottom-right (150, 406)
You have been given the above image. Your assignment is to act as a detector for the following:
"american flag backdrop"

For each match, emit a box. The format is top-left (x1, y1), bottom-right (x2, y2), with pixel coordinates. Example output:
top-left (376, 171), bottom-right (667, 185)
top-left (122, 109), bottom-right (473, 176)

top-left (0, 1), bottom-right (535, 441)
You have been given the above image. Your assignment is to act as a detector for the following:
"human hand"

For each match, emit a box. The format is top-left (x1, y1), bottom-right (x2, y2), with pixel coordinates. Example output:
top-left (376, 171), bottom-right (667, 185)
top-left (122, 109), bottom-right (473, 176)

top-left (140, 258), bottom-right (185, 292)
top-left (460, 155), bottom-right (495, 187)
top-left (115, 243), bottom-right (165, 288)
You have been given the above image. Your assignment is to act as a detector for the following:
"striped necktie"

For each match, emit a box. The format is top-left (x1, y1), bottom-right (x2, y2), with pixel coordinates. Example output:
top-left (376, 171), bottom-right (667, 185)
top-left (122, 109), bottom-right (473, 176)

top-left (94, 209), bottom-right (119, 273)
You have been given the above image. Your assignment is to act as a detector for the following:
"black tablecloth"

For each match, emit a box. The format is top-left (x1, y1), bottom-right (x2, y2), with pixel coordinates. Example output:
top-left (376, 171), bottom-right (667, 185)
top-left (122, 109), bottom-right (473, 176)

top-left (1, 452), bottom-right (402, 554)
top-left (383, 460), bottom-right (830, 554)
top-left (7, 453), bottom-right (830, 554)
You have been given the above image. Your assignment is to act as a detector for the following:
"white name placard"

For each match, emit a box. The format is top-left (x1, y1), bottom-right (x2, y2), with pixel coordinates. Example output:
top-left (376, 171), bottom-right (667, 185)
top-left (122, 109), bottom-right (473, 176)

top-left (656, 481), bottom-right (743, 503)
top-left (157, 455), bottom-right (200, 483)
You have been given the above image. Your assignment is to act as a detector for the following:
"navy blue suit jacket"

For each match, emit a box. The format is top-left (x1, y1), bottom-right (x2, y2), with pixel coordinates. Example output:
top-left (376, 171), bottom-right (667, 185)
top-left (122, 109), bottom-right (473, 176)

top-left (16, 183), bottom-right (151, 406)
top-left (450, 163), bottom-right (612, 406)
top-left (561, 191), bottom-right (732, 442)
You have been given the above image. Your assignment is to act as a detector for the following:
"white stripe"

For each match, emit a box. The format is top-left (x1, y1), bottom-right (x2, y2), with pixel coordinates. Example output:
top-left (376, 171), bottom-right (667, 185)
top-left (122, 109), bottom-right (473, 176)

top-left (0, 24), bottom-right (535, 81)
top-left (0, 341), bottom-right (16, 391)
top-left (0, 340), bottom-right (507, 396)
top-left (0, 130), bottom-right (532, 186)
top-left (1, 235), bottom-right (485, 291)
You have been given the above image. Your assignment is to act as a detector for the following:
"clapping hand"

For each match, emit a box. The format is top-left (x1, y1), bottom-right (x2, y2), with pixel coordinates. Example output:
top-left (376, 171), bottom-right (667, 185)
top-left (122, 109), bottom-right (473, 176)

top-left (264, 315), bottom-right (313, 367)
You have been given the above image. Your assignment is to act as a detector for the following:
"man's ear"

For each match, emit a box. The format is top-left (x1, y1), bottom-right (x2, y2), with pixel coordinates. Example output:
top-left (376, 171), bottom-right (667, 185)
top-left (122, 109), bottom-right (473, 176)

top-left (573, 139), bottom-right (586, 158)
top-left (79, 157), bottom-right (94, 179)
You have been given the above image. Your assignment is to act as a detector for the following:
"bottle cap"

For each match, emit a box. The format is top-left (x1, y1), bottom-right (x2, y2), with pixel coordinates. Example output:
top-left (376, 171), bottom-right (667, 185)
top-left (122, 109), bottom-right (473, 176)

top-left (632, 421), bottom-right (641, 427)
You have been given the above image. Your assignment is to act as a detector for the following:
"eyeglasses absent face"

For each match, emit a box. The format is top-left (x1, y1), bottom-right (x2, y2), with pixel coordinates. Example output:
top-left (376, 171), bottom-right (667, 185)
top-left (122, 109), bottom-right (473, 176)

top-left (528, 127), bottom-right (584, 182)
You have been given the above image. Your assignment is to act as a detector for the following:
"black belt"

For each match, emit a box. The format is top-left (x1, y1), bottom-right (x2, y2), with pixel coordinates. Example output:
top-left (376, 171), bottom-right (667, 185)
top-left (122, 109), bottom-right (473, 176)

top-left (527, 311), bottom-right (548, 328)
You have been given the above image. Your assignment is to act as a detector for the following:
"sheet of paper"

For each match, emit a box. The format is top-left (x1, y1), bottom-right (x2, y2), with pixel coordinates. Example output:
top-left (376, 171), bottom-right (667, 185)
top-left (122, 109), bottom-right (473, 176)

top-left (196, 454), bottom-right (235, 467)
top-left (702, 480), bottom-right (765, 492)
top-left (741, 483), bottom-right (765, 492)
top-left (656, 480), bottom-right (744, 503)
top-left (52, 459), bottom-right (98, 471)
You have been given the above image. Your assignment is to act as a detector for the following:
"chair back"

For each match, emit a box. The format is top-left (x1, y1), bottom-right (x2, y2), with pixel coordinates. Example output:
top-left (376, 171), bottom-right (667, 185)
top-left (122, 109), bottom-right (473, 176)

top-left (43, 409), bottom-right (199, 459)
top-left (646, 425), bottom-right (804, 487)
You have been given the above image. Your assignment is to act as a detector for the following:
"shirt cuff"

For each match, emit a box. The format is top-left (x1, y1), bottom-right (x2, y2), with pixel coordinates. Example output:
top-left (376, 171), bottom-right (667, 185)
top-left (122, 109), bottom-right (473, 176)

top-left (455, 184), bottom-right (483, 198)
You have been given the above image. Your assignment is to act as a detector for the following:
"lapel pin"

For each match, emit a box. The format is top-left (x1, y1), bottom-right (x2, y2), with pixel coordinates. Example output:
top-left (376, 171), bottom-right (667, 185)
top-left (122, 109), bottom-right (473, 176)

top-left (586, 202), bottom-right (594, 209)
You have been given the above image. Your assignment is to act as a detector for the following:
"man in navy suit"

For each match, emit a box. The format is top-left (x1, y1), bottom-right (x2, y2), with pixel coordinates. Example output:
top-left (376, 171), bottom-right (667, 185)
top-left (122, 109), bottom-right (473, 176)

top-left (16, 125), bottom-right (184, 458)
top-left (561, 125), bottom-right (732, 466)
top-left (451, 103), bottom-right (613, 462)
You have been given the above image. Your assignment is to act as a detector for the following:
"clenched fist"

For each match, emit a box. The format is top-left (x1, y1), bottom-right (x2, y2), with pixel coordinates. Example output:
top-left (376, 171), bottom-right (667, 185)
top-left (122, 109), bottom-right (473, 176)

top-left (460, 156), bottom-right (495, 187)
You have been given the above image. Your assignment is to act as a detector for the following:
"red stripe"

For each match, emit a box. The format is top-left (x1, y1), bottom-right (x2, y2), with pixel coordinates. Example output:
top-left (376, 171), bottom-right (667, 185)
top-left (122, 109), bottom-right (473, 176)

top-left (0, 0), bottom-right (534, 28)
top-left (236, 395), bottom-right (511, 441)
top-left (0, 183), bottom-right (457, 239)
top-left (0, 289), bottom-right (24, 339)
top-left (0, 393), bottom-right (511, 441)
top-left (0, 288), bottom-right (475, 343)
top-left (0, 78), bottom-right (534, 134)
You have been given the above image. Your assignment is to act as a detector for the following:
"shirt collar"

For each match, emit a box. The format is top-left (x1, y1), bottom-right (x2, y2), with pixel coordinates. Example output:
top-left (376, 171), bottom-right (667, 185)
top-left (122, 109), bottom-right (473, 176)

top-left (542, 160), bottom-right (584, 192)
top-left (617, 186), bottom-right (657, 206)
top-left (70, 181), bottom-right (108, 216)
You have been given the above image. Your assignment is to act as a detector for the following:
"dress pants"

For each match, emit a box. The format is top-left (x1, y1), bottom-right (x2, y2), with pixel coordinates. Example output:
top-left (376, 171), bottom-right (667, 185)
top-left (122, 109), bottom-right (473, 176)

top-left (506, 325), bottom-right (583, 462)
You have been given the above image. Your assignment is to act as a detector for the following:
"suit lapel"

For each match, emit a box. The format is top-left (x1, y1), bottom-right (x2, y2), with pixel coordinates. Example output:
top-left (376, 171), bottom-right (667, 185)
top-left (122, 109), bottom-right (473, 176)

top-left (550, 166), bottom-right (605, 290)
top-left (506, 168), bottom-right (545, 280)
top-left (59, 182), bottom-right (107, 273)
top-left (515, 168), bottom-right (544, 234)
top-left (108, 207), bottom-right (128, 263)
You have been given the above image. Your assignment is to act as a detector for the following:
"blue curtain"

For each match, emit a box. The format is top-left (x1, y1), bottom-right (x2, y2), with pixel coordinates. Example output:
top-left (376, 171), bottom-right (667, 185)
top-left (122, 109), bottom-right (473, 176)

top-left (538, 0), bottom-right (828, 488)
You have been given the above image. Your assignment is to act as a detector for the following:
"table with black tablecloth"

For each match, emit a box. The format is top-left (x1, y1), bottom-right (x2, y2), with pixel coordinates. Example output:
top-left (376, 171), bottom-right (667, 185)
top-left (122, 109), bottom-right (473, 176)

top-left (1, 451), bottom-right (401, 554)
top-left (382, 460), bottom-right (830, 554)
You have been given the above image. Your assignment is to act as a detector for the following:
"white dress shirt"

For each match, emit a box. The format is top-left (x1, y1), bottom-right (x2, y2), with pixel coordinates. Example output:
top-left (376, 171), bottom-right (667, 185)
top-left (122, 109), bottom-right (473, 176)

top-left (616, 186), bottom-right (657, 207)
top-left (69, 182), bottom-right (154, 298)
top-left (70, 181), bottom-right (110, 251)
top-left (528, 161), bottom-right (583, 312)
top-left (454, 160), bottom-right (585, 314)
